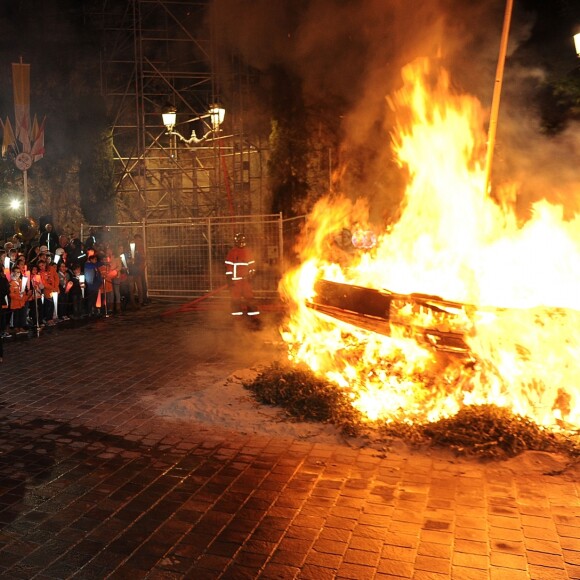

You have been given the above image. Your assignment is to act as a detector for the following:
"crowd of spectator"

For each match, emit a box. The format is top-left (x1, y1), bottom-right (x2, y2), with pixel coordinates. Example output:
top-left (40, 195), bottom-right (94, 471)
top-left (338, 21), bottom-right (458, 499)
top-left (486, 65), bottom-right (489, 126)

top-left (0, 224), bottom-right (148, 362)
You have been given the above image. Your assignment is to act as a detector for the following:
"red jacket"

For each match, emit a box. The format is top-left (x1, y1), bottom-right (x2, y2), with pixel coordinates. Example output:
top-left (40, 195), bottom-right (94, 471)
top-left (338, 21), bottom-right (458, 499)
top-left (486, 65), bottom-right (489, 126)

top-left (225, 247), bottom-right (255, 281)
top-left (9, 279), bottom-right (28, 310)
top-left (39, 268), bottom-right (59, 298)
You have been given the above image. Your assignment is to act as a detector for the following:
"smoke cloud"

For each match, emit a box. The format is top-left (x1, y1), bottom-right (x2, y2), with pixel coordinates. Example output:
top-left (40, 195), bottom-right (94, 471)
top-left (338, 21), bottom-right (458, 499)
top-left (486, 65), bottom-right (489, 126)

top-left (210, 0), bottom-right (580, 219)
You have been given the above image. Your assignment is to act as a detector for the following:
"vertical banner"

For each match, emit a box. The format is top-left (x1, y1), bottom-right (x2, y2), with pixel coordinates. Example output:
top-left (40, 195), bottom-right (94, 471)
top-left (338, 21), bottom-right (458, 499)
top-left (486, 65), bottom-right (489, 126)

top-left (1, 117), bottom-right (16, 157)
top-left (12, 61), bottom-right (31, 153)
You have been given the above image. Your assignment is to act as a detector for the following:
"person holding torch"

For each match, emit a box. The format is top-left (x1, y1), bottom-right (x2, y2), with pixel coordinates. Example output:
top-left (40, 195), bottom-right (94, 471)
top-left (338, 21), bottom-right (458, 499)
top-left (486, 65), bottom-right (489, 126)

top-left (28, 264), bottom-right (43, 329)
top-left (38, 260), bottom-right (58, 326)
top-left (9, 265), bottom-right (30, 334)
top-left (68, 264), bottom-right (84, 320)
top-left (83, 251), bottom-right (103, 317)
top-left (57, 261), bottom-right (72, 320)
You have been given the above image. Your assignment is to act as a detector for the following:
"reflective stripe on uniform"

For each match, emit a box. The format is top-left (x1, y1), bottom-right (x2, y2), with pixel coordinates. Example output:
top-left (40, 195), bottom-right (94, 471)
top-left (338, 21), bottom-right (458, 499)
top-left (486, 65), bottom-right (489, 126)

top-left (225, 260), bottom-right (255, 280)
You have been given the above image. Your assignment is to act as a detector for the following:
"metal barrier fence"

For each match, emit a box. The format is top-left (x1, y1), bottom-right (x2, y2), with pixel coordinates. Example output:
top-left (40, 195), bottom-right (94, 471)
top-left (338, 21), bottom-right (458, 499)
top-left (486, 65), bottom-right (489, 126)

top-left (81, 214), bottom-right (306, 300)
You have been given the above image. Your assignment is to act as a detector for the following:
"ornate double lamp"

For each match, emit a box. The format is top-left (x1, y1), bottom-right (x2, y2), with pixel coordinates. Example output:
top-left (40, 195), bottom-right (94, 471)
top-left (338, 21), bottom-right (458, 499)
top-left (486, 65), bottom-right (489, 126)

top-left (162, 104), bottom-right (226, 144)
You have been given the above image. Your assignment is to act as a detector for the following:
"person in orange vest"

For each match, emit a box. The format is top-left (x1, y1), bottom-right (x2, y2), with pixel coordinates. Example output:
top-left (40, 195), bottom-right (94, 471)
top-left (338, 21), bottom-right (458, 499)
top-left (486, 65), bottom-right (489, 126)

top-left (39, 223), bottom-right (60, 255)
top-left (38, 259), bottom-right (59, 326)
top-left (9, 265), bottom-right (30, 334)
top-left (225, 233), bottom-right (260, 323)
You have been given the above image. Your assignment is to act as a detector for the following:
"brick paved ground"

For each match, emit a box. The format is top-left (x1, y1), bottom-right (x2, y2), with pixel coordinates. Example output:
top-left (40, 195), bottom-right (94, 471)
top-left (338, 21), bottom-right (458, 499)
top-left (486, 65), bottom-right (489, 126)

top-left (0, 304), bottom-right (578, 579)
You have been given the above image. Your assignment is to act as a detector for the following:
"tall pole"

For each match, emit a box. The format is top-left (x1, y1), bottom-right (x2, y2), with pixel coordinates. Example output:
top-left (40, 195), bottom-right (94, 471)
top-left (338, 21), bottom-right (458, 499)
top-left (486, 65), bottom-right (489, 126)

top-left (23, 169), bottom-right (28, 217)
top-left (483, 0), bottom-right (514, 196)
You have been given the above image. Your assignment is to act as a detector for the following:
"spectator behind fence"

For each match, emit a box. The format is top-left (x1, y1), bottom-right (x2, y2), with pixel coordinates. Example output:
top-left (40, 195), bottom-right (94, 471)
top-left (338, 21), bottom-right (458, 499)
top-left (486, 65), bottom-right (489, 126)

top-left (103, 246), bottom-right (122, 315)
top-left (84, 252), bottom-right (103, 317)
top-left (84, 228), bottom-right (99, 251)
top-left (58, 234), bottom-right (70, 251)
top-left (68, 264), bottom-right (84, 320)
top-left (38, 260), bottom-right (58, 326)
top-left (67, 238), bottom-right (86, 268)
top-left (39, 223), bottom-right (60, 255)
top-left (57, 261), bottom-right (71, 320)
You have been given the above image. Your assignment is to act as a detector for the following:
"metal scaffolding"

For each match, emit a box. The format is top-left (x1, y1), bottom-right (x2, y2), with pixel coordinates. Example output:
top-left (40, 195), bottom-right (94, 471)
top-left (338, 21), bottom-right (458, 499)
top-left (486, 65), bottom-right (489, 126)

top-left (89, 0), bottom-right (266, 221)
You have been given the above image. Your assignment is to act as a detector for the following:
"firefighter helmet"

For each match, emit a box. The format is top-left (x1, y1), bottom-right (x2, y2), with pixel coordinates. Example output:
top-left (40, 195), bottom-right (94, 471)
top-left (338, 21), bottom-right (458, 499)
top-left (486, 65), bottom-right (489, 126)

top-left (234, 233), bottom-right (247, 247)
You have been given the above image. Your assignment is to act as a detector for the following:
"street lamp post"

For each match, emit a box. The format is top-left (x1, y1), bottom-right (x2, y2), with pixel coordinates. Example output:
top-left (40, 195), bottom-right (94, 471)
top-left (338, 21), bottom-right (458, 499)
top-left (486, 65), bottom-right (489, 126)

top-left (483, 0), bottom-right (514, 197)
top-left (14, 152), bottom-right (33, 216)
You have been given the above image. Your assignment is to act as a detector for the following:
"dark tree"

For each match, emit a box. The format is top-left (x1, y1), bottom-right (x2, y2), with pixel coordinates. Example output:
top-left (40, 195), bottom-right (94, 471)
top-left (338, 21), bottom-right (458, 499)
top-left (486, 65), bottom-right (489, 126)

top-left (517, 0), bottom-right (580, 133)
top-left (267, 66), bottom-right (310, 217)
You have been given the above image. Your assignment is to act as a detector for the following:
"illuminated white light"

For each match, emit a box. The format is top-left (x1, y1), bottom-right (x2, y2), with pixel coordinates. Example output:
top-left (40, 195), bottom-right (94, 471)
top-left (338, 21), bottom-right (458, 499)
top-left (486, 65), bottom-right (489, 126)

top-left (208, 104), bottom-right (226, 130)
top-left (162, 106), bottom-right (177, 131)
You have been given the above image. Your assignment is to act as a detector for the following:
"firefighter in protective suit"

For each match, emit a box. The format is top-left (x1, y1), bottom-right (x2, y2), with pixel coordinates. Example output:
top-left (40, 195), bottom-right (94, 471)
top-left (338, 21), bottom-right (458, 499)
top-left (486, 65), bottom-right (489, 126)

top-left (225, 233), bottom-right (260, 321)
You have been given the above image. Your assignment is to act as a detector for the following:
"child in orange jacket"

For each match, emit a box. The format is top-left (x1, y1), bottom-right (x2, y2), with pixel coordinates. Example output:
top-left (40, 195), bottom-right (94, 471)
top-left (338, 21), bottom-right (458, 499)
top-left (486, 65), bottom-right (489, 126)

top-left (9, 265), bottom-right (30, 334)
top-left (38, 260), bottom-right (59, 325)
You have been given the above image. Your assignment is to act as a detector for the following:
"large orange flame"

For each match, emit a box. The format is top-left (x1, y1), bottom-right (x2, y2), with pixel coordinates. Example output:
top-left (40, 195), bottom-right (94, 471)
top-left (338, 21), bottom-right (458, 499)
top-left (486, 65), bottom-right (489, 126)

top-left (279, 58), bottom-right (580, 429)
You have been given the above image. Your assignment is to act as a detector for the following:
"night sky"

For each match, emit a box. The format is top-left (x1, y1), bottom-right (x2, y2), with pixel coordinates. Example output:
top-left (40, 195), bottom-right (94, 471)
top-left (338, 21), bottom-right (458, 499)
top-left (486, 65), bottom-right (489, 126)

top-left (0, 0), bottom-right (577, 127)
top-left (0, 0), bottom-right (579, 216)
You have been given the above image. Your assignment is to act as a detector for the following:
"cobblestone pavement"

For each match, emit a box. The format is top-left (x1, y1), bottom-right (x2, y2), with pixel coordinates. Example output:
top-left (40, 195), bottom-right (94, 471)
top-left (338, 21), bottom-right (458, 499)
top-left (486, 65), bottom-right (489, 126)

top-left (0, 304), bottom-right (578, 579)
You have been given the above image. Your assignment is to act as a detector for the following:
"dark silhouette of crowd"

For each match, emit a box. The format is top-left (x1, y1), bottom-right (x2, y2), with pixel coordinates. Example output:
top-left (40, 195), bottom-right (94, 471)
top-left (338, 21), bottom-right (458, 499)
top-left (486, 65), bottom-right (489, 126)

top-left (0, 224), bottom-right (149, 363)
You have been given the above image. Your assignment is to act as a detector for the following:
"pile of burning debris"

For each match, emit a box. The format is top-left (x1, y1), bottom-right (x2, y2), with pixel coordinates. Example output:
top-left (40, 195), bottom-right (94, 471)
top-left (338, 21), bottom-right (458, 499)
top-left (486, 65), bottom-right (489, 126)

top-left (244, 361), bottom-right (580, 461)
top-left (250, 279), bottom-right (580, 460)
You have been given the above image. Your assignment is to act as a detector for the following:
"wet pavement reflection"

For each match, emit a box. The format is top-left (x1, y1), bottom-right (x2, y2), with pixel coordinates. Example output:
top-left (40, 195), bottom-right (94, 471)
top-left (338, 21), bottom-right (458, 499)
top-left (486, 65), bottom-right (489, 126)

top-left (0, 304), bottom-right (578, 579)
